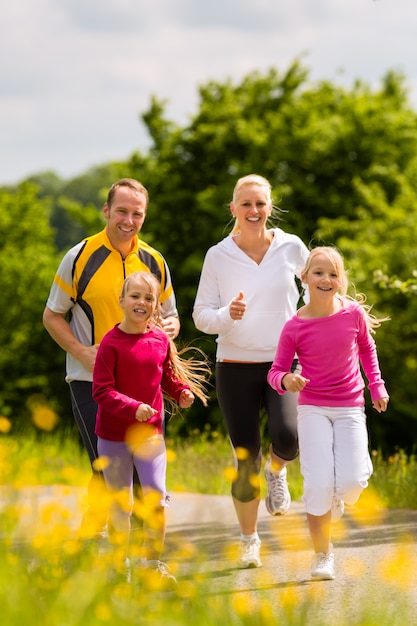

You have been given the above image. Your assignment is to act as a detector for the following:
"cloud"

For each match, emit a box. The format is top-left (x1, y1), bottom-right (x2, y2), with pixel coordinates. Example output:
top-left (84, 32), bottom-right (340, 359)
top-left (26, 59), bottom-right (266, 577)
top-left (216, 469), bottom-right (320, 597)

top-left (0, 0), bottom-right (416, 184)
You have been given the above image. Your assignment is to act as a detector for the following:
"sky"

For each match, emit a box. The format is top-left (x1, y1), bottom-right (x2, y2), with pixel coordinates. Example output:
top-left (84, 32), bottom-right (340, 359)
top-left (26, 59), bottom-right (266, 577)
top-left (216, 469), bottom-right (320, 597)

top-left (1, 0), bottom-right (416, 185)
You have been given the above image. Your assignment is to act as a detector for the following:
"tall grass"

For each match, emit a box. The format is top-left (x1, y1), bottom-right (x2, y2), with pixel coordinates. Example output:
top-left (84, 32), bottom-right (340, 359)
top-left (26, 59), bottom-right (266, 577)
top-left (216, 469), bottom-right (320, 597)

top-left (0, 430), bottom-right (416, 625)
top-left (1, 430), bottom-right (416, 508)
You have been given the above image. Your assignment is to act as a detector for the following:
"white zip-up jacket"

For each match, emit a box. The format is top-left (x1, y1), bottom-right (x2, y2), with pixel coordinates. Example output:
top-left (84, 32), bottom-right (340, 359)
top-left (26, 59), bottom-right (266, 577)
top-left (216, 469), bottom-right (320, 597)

top-left (193, 228), bottom-right (309, 362)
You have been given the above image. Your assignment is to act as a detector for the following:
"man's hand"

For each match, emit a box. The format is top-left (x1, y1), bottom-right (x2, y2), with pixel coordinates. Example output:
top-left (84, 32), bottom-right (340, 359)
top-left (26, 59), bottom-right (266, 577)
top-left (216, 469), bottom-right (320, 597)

top-left (160, 316), bottom-right (180, 339)
top-left (78, 344), bottom-right (100, 373)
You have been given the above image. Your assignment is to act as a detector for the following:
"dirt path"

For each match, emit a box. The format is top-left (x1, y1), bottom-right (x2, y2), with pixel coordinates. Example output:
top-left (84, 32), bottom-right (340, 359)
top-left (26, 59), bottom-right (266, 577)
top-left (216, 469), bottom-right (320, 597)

top-left (168, 493), bottom-right (417, 623)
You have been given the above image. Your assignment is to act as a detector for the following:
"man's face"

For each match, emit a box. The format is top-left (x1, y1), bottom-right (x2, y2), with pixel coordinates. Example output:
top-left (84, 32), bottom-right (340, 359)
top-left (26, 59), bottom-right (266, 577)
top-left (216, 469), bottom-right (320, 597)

top-left (103, 185), bottom-right (147, 249)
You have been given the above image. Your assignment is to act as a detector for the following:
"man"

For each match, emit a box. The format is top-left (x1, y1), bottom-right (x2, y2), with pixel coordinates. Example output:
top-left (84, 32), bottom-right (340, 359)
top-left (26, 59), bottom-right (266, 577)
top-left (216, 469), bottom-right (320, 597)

top-left (43, 178), bottom-right (179, 536)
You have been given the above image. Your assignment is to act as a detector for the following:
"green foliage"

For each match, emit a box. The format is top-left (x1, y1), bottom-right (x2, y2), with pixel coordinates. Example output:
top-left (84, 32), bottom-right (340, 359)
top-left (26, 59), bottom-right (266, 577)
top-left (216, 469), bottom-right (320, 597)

top-left (1, 434), bottom-right (416, 624)
top-left (3, 431), bottom-right (416, 511)
top-left (124, 61), bottom-right (417, 450)
top-left (0, 183), bottom-right (70, 425)
top-left (27, 163), bottom-right (126, 251)
top-left (4, 59), bottom-right (417, 452)
top-left (316, 171), bottom-right (417, 451)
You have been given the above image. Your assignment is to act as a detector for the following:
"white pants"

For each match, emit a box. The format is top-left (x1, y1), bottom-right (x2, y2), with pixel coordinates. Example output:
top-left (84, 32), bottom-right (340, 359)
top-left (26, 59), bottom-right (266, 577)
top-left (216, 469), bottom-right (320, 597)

top-left (297, 405), bottom-right (373, 517)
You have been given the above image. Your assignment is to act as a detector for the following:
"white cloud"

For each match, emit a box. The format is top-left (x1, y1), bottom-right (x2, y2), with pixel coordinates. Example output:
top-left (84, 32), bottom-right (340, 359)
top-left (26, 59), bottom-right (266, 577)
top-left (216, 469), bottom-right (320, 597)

top-left (0, 0), bottom-right (416, 184)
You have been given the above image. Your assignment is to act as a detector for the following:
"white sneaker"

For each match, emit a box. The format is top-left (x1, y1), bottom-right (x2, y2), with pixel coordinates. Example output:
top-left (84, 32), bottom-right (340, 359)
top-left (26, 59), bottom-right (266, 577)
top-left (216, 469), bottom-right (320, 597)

top-left (331, 496), bottom-right (345, 523)
top-left (264, 458), bottom-right (291, 515)
top-left (311, 550), bottom-right (335, 580)
top-left (238, 537), bottom-right (262, 569)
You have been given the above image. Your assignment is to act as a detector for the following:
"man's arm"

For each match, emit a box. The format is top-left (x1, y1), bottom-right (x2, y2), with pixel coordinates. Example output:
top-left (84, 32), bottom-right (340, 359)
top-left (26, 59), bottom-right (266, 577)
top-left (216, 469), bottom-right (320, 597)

top-left (42, 306), bottom-right (99, 373)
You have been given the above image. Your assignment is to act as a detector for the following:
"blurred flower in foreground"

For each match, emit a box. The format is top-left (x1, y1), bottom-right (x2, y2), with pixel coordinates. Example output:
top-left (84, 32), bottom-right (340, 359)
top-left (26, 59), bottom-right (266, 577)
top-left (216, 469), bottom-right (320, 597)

top-left (0, 416), bottom-right (11, 433)
top-left (350, 486), bottom-right (386, 525)
top-left (31, 406), bottom-right (59, 431)
top-left (166, 448), bottom-right (177, 463)
top-left (92, 456), bottom-right (110, 472)
top-left (231, 593), bottom-right (252, 617)
top-left (223, 466), bottom-right (238, 483)
top-left (379, 544), bottom-right (416, 589)
top-left (27, 394), bottom-right (59, 431)
top-left (235, 447), bottom-right (249, 461)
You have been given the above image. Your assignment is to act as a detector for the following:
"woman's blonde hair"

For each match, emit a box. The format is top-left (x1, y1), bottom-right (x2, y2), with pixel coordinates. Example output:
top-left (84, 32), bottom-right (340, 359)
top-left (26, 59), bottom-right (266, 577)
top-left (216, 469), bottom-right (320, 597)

top-left (230, 174), bottom-right (282, 235)
top-left (121, 272), bottom-right (211, 411)
top-left (302, 246), bottom-right (389, 332)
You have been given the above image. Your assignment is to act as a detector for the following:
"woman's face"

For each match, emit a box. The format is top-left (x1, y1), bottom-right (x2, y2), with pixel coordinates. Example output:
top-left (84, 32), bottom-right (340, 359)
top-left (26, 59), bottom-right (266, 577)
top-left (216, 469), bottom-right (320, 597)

top-left (230, 184), bottom-right (271, 233)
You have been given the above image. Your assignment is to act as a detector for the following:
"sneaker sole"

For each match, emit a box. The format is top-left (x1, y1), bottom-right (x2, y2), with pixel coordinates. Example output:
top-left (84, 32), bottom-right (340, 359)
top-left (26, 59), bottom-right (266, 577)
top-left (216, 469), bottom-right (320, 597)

top-left (238, 560), bottom-right (263, 569)
top-left (311, 573), bottom-right (335, 581)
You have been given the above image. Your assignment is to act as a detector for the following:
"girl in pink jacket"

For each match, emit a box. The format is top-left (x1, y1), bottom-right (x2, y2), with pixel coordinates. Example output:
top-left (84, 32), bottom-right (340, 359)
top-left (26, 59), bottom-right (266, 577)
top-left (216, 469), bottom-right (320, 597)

top-left (268, 246), bottom-right (389, 581)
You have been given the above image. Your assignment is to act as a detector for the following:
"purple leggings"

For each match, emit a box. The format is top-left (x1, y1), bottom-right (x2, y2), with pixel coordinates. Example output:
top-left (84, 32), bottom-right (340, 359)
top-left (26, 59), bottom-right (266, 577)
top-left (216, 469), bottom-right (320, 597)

top-left (97, 436), bottom-right (168, 521)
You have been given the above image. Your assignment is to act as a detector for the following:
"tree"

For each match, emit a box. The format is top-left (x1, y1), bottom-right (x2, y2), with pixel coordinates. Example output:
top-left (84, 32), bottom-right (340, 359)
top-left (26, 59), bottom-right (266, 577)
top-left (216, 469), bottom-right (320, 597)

top-left (9, 60), bottom-right (417, 452)
top-left (123, 62), bottom-right (417, 449)
top-left (0, 183), bottom-right (71, 430)
top-left (316, 168), bottom-right (417, 452)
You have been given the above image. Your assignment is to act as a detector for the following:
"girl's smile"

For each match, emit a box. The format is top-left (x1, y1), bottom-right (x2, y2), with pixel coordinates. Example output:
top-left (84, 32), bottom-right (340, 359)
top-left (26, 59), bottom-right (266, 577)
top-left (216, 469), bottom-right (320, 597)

top-left (119, 275), bottom-right (159, 333)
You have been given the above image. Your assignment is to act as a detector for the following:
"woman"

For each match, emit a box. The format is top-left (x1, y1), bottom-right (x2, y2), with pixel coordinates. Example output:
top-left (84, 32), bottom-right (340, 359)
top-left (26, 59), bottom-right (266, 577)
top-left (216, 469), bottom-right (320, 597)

top-left (193, 174), bottom-right (309, 568)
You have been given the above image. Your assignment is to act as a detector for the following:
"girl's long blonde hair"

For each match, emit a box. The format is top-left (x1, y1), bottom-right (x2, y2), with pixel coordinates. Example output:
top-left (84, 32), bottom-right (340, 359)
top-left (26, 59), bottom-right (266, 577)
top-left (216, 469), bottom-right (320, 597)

top-left (303, 246), bottom-right (390, 332)
top-left (122, 272), bottom-right (211, 412)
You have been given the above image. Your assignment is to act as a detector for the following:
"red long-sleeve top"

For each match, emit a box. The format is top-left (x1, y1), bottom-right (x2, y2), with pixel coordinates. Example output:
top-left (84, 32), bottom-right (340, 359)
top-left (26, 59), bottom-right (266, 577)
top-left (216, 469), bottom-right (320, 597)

top-left (93, 324), bottom-right (189, 441)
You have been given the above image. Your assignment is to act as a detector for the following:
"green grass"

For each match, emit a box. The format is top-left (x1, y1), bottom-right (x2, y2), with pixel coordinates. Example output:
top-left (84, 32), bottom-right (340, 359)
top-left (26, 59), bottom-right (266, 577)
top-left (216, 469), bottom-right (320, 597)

top-left (0, 430), bottom-right (416, 625)
top-left (1, 430), bottom-right (417, 509)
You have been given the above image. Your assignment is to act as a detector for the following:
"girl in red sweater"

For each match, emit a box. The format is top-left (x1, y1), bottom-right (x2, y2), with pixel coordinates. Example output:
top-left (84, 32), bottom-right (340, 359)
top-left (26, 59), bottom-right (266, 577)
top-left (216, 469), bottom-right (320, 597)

top-left (93, 272), bottom-right (209, 587)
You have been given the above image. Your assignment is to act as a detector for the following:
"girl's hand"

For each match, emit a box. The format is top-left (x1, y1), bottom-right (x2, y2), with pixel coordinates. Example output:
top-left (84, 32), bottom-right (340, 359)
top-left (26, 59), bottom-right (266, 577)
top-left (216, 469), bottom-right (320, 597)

top-left (282, 373), bottom-right (310, 393)
top-left (373, 397), bottom-right (389, 413)
top-left (135, 404), bottom-right (158, 422)
top-left (179, 389), bottom-right (195, 408)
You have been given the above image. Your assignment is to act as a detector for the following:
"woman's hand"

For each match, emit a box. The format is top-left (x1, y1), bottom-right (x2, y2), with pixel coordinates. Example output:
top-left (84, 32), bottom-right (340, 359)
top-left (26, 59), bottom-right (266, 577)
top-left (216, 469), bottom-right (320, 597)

top-left (229, 291), bottom-right (246, 321)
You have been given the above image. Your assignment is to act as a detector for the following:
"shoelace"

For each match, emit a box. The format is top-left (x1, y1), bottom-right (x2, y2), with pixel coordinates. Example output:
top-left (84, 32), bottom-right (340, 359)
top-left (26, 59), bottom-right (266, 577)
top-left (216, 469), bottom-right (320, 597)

top-left (267, 471), bottom-right (287, 499)
top-left (315, 553), bottom-right (333, 569)
top-left (241, 537), bottom-right (259, 558)
top-left (154, 561), bottom-right (176, 580)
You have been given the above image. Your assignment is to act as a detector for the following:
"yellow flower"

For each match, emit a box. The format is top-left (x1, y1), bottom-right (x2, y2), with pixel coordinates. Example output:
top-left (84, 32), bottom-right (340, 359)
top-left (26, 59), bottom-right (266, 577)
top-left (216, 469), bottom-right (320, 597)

top-left (223, 466), bottom-right (238, 482)
top-left (31, 406), bottom-right (58, 431)
top-left (231, 594), bottom-right (252, 616)
top-left (166, 448), bottom-right (177, 462)
top-left (379, 545), bottom-right (416, 589)
top-left (235, 447), bottom-right (249, 460)
top-left (94, 603), bottom-right (112, 621)
top-left (92, 456), bottom-right (109, 472)
top-left (350, 487), bottom-right (386, 525)
top-left (0, 416), bottom-right (12, 433)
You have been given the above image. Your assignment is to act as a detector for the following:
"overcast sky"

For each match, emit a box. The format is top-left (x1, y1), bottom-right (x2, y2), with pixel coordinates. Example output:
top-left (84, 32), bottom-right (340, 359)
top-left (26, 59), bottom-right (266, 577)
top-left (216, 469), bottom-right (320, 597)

top-left (1, 0), bottom-right (416, 185)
